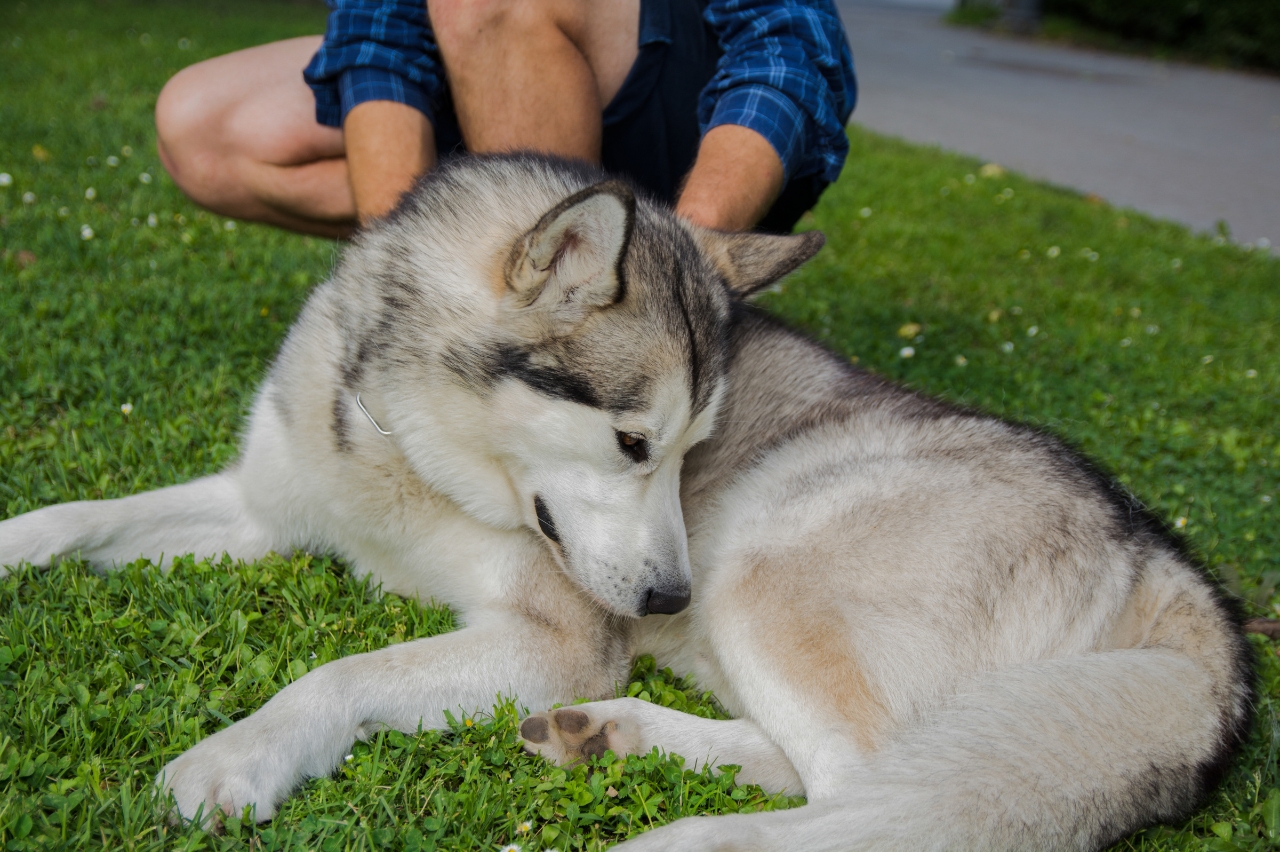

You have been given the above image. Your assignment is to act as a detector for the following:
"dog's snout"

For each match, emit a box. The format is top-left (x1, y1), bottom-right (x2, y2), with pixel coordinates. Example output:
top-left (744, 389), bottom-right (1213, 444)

top-left (645, 586), bottom-right (691, 615)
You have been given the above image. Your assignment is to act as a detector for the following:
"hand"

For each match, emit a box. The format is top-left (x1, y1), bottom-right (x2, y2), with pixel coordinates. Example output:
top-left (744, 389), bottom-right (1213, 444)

top-left (675, 124), bottom-right (785, 232)
top-left (344, 100), bottom-right (437, 224)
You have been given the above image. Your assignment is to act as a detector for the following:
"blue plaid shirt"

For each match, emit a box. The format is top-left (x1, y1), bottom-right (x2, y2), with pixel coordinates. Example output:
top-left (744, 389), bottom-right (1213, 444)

top-left (304, 0), bottom-right (856, 183)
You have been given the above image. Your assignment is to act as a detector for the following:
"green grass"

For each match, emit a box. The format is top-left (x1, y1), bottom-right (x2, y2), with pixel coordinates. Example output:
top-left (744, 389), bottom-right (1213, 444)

top-left (1, 1), bottom-right (1278, 850)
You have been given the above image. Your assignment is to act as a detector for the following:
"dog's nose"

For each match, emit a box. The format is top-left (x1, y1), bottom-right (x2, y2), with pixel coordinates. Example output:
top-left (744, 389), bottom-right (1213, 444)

top-left (645, 587), bottom-right (690, 615)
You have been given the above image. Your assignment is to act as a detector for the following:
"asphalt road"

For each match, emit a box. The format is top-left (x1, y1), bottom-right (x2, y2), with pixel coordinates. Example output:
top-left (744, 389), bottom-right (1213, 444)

top-left (834, 0), bottom-right (1280, 248)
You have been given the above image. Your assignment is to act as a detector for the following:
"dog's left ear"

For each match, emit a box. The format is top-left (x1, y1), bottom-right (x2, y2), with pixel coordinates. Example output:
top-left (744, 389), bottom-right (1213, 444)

top-left (692, 228), bottom-right (825, 298)
top-left (504, 180), bottom-right (635, 335)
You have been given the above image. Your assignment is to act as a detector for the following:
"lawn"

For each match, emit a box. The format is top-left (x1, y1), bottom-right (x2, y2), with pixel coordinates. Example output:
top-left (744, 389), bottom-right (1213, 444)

top-left (1, 1), bottom-right (1277, 850)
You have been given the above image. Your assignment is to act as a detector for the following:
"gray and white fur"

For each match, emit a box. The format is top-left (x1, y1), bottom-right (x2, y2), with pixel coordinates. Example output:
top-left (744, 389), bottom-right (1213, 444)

top-left (0, 154), bottom-right (1254, 851)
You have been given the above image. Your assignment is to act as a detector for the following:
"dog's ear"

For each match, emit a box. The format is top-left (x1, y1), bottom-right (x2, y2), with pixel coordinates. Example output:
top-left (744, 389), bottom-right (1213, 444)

top-left (692, 228), bottom-right (825, 298)
top-left (504, 180), bottom-right (635, 336)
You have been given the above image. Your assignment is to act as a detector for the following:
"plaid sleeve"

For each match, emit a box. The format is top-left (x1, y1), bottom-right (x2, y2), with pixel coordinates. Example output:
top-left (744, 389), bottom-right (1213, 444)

top-left (700, 0), bottom-right (858, 184)
top-left (302, 0), bottom-right (445, 128)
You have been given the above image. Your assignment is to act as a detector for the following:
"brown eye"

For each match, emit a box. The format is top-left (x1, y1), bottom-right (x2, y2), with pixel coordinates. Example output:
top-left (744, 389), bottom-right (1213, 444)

top-left (616, 431), bottom-right (649, 463)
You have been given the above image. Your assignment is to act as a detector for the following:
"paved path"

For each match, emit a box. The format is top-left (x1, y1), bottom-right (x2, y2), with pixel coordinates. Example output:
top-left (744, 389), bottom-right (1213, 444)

top-left (834, 0), bottom-right (1280, 248)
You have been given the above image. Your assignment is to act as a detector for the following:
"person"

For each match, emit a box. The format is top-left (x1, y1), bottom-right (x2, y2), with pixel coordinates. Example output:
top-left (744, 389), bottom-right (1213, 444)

top-left (154, 0), bottom-right (856, 238)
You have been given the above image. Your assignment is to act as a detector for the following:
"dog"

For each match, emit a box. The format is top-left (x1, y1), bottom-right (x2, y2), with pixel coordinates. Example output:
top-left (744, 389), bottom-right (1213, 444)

top-left (0, 154), bottom-right (1254, 851)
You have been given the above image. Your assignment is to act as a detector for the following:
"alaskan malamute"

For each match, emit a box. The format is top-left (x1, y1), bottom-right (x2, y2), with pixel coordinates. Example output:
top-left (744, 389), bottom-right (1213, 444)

top-left (0, 155), bottom-right (1253, 851)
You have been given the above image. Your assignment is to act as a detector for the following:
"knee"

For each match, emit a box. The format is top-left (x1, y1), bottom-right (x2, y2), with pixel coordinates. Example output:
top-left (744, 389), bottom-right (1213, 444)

top-left (154, 66), bottom-right (224, 188)
top-left (431, 0), bottom-right (556, 51)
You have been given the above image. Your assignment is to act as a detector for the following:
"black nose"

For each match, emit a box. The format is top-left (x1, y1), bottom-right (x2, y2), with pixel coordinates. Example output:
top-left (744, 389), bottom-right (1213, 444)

top-left (645, 587), bottom-right (691, 615)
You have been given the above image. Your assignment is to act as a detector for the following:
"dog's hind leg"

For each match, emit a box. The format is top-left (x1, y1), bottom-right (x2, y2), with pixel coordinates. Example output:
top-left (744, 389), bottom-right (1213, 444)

top-left (0, 469), bottom-right (279, 574)
top-left (520, 697), bottom-right (803, 794)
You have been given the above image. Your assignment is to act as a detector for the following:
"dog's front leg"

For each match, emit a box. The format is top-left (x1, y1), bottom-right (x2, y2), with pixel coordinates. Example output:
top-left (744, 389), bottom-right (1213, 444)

top-left (156, 610), bottom-right (623, 824)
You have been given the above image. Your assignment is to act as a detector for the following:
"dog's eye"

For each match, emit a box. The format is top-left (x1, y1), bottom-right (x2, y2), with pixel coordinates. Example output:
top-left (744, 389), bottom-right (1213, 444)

top-left (616, 431), bottom-right (649, 463)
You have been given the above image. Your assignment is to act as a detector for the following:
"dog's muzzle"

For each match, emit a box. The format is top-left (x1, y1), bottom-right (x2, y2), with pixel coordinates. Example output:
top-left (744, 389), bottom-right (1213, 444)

top-left (645, 586), bottom-right (690, 615)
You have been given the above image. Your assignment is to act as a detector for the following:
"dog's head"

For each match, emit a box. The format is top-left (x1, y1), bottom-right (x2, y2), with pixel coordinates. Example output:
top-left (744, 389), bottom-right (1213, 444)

top-left (352, 158), bottom-right (822, 618)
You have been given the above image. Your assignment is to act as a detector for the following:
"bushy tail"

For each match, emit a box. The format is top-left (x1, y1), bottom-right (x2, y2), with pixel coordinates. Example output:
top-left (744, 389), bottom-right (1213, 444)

top-left (639, 563), bottom-right (1254, 852)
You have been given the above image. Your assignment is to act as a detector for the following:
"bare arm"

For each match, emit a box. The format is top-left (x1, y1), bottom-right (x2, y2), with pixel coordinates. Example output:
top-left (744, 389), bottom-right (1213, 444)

top-left (675, 124), bottom-right (786, 232)
top-left (344, 100), bottom-right (437, 224)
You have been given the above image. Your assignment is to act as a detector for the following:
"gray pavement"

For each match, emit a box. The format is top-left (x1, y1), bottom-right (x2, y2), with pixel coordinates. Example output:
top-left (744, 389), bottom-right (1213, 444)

top-left (834, 0), bottom-right (1280, 248)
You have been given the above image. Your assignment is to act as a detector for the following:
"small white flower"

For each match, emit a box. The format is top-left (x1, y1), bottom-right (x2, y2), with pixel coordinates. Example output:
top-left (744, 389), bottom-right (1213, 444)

top-left (80, 224), bottom-right (94, 240)
top-left (147, 212), bottom-right (158, 227)
top-left (1245, 369), bottom-right (1257, 378)
top-left (59, 206), bottom-right (69, 217)
top-left (84, 187), bottom-right (96, 200)
top-left (1010, 306), bottom-right (1022, 315)
top-left (1026, 326), bottom-right (1038, 337)
top-left (344, 754), bottom-right (354, 762)
top-left (1258, 237), bottom-right (1272, 250)
top-left (1170, 258), bottom-right (1182, 270)
top-left (138, 172), bottom-right (152, 184)
top-left (106, 155), bottom-right (120, 167)
top-left (499, 845), bottom-right (522, 852)
top-left (1087, 251), bottom-right (1099, 262)
top-left (0, 173), bottom-right (11, 186)
top-left (1262, 495), bottom-right (1272, 503)
top-left (121, 145), bottom-right (133, 157)
top-left (148, 259), bottom-right (157, 270)
top-left (963, 174), bottom-right (976, 185)
top-left (1175, 517), bottom-right (1187, 529)
top-left (1046, 246), bottom-right (1060, 258)
top-left (133, 682), bottom-right (145, 692)
top-left (1119, 338), bottom-right (1131, 347)
top-left (1201, 355), bottom-right (1214, 365)
top-left (516, 821), bottom-right (532, 834)
top-left (1000, 341), bottom-right (1014, 353)
top-left (120, 402), bottom-right (133, 415)
top-left (899, 346), bottom-right (915, 359)
top-left (1129, 307), bottom-right (1142, 318)
top-left (1146, 325), bottom-right (1159, 335)
top-left (223, 220), bottom-right (236, 231)
top-left (22, 191), bottom-right (35, 204)
top-left (954, 354), bottom-right (968, 366)
top-left (859, 207), bottom-right (872, 218)
top-left (980, 163), bottom-right (1004, 178)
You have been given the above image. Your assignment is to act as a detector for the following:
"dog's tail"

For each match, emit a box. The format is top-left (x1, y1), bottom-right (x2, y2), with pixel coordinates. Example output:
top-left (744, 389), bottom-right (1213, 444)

top-left (659, 556), bottom-right (1255, 852)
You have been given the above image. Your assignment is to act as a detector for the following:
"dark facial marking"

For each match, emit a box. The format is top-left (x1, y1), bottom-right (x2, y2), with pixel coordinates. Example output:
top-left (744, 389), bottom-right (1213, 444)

top-left (534, 495), bottom-right (561, 544)
top-left (671, 273), bottom-right (702, 409)
top-left (331, 395), bottom-right (352, 453)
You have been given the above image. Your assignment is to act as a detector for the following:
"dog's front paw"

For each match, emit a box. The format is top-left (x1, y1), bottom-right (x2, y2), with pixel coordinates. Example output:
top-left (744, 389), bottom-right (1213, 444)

top-left (519, 699), bottom-right (645, 766)
top-left (155, 725), bottom-right (295, 827)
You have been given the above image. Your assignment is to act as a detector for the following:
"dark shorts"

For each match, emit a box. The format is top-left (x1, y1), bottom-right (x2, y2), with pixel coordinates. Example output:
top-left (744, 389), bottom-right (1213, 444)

top-left (428, 0), bottom-right (827, 233)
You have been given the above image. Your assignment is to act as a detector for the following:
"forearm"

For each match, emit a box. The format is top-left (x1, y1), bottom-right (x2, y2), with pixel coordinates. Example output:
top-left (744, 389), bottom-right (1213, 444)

top-left (344, 100), bottom-right (437, 224)
top-left (675, 124), bottom-right (785, 232)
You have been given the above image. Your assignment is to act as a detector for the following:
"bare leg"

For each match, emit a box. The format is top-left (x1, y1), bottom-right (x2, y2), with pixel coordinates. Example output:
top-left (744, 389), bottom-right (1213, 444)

top-left (155, 1), bottom-right (639, 236)
top-left (520, 697), bottom-right (804, 795)
top-left (431, 0), bottom-right (639, 160)
top-left (155, 37), bottom-right (356, 237)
